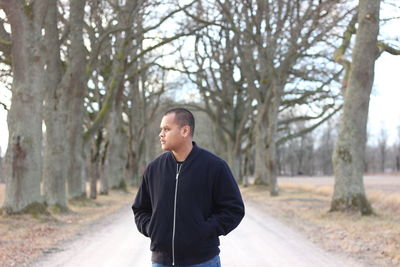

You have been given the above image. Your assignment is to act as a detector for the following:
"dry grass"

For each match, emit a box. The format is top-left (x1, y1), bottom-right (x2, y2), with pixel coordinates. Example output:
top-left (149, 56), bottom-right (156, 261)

top-left (368, 191), bottom-right (400, 214)
top-left (0, 186), bottom-right (135, 267)
top-left (241, 179), bottom-right (400, 266)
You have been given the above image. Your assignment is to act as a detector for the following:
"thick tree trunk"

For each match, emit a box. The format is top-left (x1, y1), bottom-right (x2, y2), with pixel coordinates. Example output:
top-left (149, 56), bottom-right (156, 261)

top-left (43, 107), bottom-right (68, 207)
top-left (128, 109), bottom-right (145, 186)
top-left (251, 72), bottom-right (282, 195)
top-left (66, 110), bottom-right (85, 200)
top-left (264, 87), bottom-right (281, 196)
top-left (103, 55), bottom-right (128, 190)
top-left (4, 85), bottom-right (44, 213)
top-left (42, 1), bottom-right (68, 210)
top-left (331, 0), bottom-right (380, 215)
top-left (2, 1), bottom-right (49, 213)
top-left (105, 111), bottom-right (128, 190)
top-left (64, 0), bottom-right (87, 200)
top-left (88, 130), bottom-right (104, 199)
top-left (227, 143), bottom-right (241, 183)
top-left (89, 158), bottom-right (99, 199)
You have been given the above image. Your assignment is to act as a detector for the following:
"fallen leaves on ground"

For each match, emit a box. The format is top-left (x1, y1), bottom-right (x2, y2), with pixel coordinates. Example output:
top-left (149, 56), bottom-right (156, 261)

top-left (0, 189), bottom-right (135, 267)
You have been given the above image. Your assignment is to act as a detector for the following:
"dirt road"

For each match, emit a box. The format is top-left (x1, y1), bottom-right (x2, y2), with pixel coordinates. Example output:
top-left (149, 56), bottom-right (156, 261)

top-left (30, 200), bottom-right (360, 267)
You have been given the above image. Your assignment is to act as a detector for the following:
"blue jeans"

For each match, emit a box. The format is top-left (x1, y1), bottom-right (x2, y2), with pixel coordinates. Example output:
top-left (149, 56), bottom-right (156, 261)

top-left (152, 255), bottom-right (221, 267)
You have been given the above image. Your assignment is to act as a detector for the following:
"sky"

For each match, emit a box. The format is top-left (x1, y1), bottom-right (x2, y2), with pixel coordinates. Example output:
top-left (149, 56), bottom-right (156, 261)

top-left (369, 53), bottom-right (400, 145)
top-left (368, 2), bottom-right (400, 145)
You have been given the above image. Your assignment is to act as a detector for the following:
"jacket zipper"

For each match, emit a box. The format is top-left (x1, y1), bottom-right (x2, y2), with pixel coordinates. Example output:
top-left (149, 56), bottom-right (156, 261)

top-left (172, 163), bottom-right (182, 266)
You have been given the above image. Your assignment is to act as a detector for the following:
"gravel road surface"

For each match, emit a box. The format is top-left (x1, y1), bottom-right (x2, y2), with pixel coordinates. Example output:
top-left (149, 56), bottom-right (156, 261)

top-left (30, 200), bottom-right (360, 267)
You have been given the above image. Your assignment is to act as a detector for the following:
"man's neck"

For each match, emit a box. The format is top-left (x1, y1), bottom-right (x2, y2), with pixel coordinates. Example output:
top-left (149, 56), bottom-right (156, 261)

top-left (172, 142), bottom-right (193, 162)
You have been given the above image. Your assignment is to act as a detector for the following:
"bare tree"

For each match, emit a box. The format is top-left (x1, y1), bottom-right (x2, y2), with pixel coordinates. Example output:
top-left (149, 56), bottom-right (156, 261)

top-left (214, 0), bottom-right (352, 195)
top-left (181, 0), bottom-right (349, 190)
top-left (127, 64), bottom-right (165, 185)
top-left (0, 0), bottom-right (49, 213)
top-left (179, 19), bottom-right (253, 181)
top-left (100, 1), bottom-right (139, 191)
top-left (82, 0), bottom-right (200, 193)
top-left (331, 0), bottom-right (381, 215)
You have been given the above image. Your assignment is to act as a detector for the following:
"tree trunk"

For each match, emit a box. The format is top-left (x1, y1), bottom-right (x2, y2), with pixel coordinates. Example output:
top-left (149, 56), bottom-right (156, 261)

top-left (103, 48), bottom-right (129, 190)
top-left (64, 0), bottom-right (87, 200)
top-left (227, 143), bottom-right (241, 183)
top-left (89, 157), bottom-right (99, 199)
top-left (264, 86), bottom-right (281, 196)
top-left (88, 130), bottom-right (104, 199)
top-left (105, 110), bottom-right (128, 190)
top-left (254, 110), bottom-right (269, 185)
top-left (126, 150), bottom-right (138, 186)
top-left (2, 1), bottom-right (49, 213)
top-left (99, 141), bottom-right (109, 195)
top-left (331, 0), bottom-right (380, 215)
top-left (128, 62), bottom-right (143, 186)
top-left (42, 0), bottom-right (68, 210)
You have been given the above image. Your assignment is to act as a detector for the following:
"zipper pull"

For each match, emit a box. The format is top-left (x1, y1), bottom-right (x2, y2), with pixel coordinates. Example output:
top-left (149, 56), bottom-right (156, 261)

top-left (176, 163), bottom-right (182, 180)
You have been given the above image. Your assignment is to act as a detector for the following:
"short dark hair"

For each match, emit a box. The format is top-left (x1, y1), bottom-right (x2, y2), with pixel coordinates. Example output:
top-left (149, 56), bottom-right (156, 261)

top-left (164, 108), bottom-right (195, 137)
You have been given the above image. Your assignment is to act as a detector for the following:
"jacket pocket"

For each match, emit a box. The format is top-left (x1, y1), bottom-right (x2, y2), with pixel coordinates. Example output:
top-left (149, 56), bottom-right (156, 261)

top-left (149, 216), bottom-right (172, 252)
top-left (177, 215), bottom-right (215, 248)
top-left (147, 216), bottom-right (155, 237)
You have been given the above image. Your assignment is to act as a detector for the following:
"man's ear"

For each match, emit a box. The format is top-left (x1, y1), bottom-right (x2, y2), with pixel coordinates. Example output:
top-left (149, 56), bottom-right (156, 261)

top-left (182, 125), bottom-right (190, 137)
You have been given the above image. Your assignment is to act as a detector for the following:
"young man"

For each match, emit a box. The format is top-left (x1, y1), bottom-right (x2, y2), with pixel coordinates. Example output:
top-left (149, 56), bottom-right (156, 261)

top-left (132, 108), bottom-right (245, 267)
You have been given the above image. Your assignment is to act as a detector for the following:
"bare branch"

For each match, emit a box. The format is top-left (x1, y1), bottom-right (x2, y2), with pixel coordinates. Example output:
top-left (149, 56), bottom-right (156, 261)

top-left (0, 101), bottom-right (9, 111)
top-left (277, 104), bottom-right (342, 145)
top-left (378, 41), bottom-right (400, 55)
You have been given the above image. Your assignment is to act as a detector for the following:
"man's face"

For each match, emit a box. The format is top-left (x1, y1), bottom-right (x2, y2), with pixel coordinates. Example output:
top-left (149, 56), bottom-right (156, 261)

top-left (159, 113), bottom-right (184, 151)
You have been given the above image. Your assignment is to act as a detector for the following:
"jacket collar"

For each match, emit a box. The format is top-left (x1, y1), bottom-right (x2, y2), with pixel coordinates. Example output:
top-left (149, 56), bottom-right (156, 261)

top-left (170, 141), bottom-right (201, 164)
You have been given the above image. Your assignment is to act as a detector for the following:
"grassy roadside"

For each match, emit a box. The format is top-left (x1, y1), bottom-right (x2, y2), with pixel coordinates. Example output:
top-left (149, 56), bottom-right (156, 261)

top-left (241, 183), bottom-right (400, 267)
top-left (0, 187), bottom-right (136, 267)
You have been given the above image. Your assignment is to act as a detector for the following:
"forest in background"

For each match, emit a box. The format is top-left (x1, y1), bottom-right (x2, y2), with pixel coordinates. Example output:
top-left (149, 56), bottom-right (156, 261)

top-left (0, 0), bottom-right (399, 214)
top-left (0, 109), bottom-right (399, 180)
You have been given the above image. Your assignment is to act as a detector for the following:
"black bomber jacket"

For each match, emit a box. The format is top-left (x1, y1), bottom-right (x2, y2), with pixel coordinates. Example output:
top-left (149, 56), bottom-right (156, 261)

top-left (132, 142), bottom-right (245, 266)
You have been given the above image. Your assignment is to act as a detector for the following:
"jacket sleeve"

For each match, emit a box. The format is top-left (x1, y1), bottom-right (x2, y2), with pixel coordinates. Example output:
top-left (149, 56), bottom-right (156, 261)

top-left (207, 161), bottom-right (245, 237)
top-left (132, 173), bottom-right (152, 237)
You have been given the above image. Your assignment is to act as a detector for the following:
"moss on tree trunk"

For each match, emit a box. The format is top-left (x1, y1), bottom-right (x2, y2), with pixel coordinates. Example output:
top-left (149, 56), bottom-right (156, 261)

top-left (2, 202), bottom-right (48, 216)
top-left (330, 194), bottom-right (373, 215)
